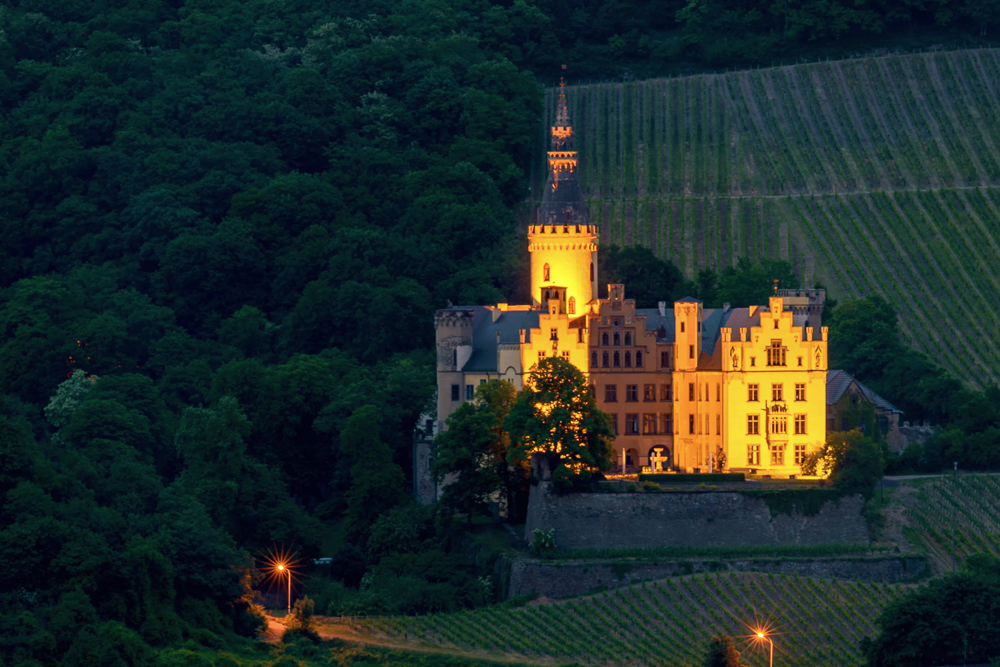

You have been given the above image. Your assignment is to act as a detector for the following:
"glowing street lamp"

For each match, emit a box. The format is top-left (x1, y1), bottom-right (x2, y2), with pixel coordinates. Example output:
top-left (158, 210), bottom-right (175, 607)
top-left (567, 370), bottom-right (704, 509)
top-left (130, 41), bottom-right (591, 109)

top-left (756, 630), bottom-right (774, 667)
top-left (276, 563), bottom-right (291, 615)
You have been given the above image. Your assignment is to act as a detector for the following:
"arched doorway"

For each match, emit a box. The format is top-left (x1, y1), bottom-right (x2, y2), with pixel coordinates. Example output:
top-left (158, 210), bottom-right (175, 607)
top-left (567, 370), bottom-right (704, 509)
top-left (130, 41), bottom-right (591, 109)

top-left (648, 445), bottom-right (671, 473)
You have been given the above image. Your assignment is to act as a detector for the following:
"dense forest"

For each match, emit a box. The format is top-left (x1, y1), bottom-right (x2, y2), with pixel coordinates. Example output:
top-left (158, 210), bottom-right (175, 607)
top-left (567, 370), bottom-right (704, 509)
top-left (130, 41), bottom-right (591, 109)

top-left (2, 0), bottom-right (1000, 664)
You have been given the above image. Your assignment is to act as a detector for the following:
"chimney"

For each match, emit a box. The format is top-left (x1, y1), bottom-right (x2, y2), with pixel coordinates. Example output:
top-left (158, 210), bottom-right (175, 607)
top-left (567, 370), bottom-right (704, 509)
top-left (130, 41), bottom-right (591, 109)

top-left (658, 301), bottom-right (666, 317)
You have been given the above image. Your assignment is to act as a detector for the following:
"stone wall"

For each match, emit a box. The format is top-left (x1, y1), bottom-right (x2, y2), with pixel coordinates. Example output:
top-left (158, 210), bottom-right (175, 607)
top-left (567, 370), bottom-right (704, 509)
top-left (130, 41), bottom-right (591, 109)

top-left (505, 555), bottom-right (926, 600)
top-left (524, 482), bottom-right (869, 549)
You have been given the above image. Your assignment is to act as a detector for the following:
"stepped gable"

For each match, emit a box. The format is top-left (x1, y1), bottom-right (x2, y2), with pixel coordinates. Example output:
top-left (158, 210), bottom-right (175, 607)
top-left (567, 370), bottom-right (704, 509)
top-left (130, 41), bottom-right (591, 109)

top-left (539, 77), bottom-right (589, 229)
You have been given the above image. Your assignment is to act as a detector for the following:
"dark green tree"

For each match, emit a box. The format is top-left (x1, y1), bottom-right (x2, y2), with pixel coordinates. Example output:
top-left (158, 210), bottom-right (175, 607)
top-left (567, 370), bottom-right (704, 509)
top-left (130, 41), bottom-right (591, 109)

top-left (801, 429), bottom-right (884, 499)
top-left (505, 357), bottom-right (615, 487)
top-left (340, 405), bottom-right (405, 539)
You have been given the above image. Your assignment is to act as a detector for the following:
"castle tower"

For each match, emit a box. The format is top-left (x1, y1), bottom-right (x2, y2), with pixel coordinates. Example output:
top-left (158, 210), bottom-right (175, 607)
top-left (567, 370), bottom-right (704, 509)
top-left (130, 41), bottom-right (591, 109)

top-left (528, 77), bottom-right (598, 313)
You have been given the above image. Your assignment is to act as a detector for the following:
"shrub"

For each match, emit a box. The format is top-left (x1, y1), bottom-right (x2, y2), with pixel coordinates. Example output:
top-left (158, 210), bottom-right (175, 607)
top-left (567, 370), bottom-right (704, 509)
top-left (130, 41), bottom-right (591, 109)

top-left (531, 529), bottom-right (558, 559)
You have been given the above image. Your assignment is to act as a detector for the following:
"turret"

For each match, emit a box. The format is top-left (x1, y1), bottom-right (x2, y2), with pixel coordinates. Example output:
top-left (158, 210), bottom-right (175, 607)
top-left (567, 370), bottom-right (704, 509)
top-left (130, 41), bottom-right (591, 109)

top-left (674, 298), bottom-right (702, 371)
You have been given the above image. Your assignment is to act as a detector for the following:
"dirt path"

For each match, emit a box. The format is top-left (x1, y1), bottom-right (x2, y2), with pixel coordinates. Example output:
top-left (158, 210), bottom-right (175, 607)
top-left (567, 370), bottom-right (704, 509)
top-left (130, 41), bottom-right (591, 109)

top-left (261, 616), bottom-right (556, 666)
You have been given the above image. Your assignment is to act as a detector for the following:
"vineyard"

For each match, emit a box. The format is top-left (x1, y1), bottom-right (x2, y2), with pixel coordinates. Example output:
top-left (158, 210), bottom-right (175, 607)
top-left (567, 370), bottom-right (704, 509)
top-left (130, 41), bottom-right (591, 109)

top-left (898, 474), bottom-right (1000, 569)
top-left (537, 49), bottom-right (1000, 386)
top-left (354, 572), bottom-right (908, 667)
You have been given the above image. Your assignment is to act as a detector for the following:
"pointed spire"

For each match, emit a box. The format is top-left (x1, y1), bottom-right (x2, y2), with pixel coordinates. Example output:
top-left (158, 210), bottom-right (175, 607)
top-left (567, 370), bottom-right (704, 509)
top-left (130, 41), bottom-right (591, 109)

top-left (555, 73), bottom-right (570, 127)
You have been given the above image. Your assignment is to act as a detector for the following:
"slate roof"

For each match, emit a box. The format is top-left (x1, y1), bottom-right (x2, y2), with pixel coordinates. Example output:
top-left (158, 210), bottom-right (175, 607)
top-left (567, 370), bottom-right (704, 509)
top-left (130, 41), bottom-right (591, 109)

top-left (827, 369), bottom-right (903, 414)
top-left (462, 308), bottom-right (540, 372)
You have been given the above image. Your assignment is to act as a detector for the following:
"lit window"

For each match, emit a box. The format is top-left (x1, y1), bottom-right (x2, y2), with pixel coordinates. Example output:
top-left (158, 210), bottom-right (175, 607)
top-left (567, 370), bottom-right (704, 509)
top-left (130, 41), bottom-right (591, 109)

top-left (643, 414), bottom-right (657, 435)
top-left (747, 414), bottom-right (759, 435)
top-left (660, 384), bottom-right (672, 401)
top-left (794, 414), bottom-right (806, 435)
top-left (772, 384), bottom-right (783, 402)
top-left (795, 383), bottom-right (806, 401)
top-left (748, 384), bottom-right (758, 402)
top-left (644, 384), bottom-right (656, 401)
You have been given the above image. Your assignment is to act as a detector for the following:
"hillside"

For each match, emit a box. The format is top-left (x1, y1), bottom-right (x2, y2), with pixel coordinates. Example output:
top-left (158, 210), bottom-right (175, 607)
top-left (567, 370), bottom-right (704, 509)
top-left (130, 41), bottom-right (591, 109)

top-left (538, 49), bottom-right (1000, 387)
top-left (357, 571), bottom-right (907, 667)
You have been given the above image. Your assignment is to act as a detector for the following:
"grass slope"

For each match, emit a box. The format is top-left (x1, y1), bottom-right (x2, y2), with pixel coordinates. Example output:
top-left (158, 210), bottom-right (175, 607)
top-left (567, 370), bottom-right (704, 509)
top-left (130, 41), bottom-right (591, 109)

top-left (536, 49), bottom-right (1000, 386)
top-left (356, 572), bottom-right (908, 667)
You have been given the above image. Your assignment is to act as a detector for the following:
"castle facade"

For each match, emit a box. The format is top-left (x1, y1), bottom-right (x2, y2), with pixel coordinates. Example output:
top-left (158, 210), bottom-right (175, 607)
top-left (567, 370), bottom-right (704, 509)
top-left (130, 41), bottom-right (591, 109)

top-left (420, 82), bottom-right (829, 502)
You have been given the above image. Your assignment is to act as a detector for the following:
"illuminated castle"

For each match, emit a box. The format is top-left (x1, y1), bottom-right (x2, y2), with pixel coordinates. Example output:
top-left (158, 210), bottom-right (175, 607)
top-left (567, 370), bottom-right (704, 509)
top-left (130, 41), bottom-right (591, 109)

top-left (417, 82), bottom-right (829, 502)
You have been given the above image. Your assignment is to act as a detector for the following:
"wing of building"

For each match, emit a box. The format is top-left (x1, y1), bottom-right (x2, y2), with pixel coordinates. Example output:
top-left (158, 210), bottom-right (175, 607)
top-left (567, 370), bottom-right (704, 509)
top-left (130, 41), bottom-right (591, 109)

top-left (417, 81), bottom-right (831, 503)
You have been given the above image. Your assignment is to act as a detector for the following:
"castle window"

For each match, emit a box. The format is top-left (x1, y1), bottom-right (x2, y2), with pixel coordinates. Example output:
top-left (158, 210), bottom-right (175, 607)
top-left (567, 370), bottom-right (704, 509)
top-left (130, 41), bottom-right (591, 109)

top-left (774, 319), bottom-right (779, 329)
top-left (605, 384), bottom-right (618, 402)
top-left (795, 383), bottom-right (806, 401)
top-left (661, 351), bottom-right (670, 368)
top-left (794, 444), bottom-right (806, 465)
top-left (771, 443), bottom-right (785, 465)
top-left (561, 351), bottom-right (570, 360)
top-left (578, 328), bottom-right (584, 343)
top-left (644, 384), bottom-right (656, 401)
top-left (626, 385), bottom-right (638, 402)
top-left (626, 414), bottom-right (639, 435)
top-left (716, 384), bottom-right (720, 401)
top-left (794, 414), bottom-right (806, 435)
top-left (772, 384), bottom-right (783, 402)
top-left (689, 383), bottom-right (695, 401)
top-left (451, 384), bottom-right (460, 401)
top-left (748, 384), bottom-right (759, 401)
top-left (716, 414), bottom-right (721, 435)
top-left (625, 333), bottom-right (632, 346)
top-left (750, 357), bottom-right (756, 367)
top-left (613, 351), bottom-right (621, 367)
top-left (689, 414), bottom-right (695, 434)
top-left (543, 289), bottom-right (550, 301)
top-left (538, 351), bottom-right (547, 360)
top-left (602, 351), bottom-right (609, 367)
top-left (590, 262), bottom-right (594, 281)
top-left (689, 345), bottom-right (694, 359)
top-left (660, 413), bottom-right (673, 434)
top-left (766, 340), bottom-right (787, 366)
top-left (543, 263), bottom-right (550, 281)
top-left (681, 322), bottom-right (685, 333)
top-left (624, 351), bottom-right (632, 367)
top-left (660, 384), bottom-right (672, 401)
top-left (798, 356), bottom-right (803, 367)
top-left (747, 414), bottom-right (759, 435)
top-left (614, 333), bottom-right (621, 346)
top-left (635, 351), bottom-right (643, 367)
top-left (569, 296), bottom-right (576, 314)
top-left (770, 416), bottom-right (788, 435)
top-left (748, 444), bottom-right (760, 466)
top-left (466, 384), bottom-right (475, 400)
top-left (643, 414), bottom-right (657, 435)
top-left (602, 332), bottom-right (609, 346)
top-left (591, 351), bottom-right (598, 367)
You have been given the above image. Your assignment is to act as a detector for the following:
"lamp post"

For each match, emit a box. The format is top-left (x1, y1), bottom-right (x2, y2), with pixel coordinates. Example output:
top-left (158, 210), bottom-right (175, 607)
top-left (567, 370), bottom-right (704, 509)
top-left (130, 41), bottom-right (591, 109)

top-left (276, 564), bottom-right (291, 615)
top-left (757, 631), bottom-right (774, 667)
